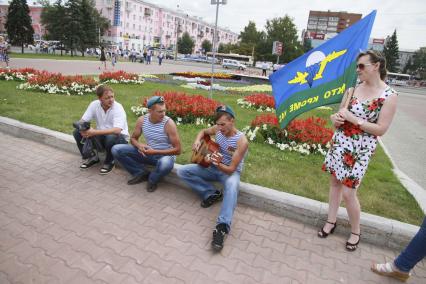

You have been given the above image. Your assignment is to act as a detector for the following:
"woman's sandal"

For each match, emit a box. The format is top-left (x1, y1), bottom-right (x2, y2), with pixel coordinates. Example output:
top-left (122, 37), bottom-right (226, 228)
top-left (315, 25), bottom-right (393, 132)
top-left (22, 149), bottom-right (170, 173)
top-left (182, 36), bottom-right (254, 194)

top-left (317, 221), bottom-right (337, 238)
top-left (371, 262), bottom-right (410, 282)
top-left (346, 232), bottom-right (361, 251)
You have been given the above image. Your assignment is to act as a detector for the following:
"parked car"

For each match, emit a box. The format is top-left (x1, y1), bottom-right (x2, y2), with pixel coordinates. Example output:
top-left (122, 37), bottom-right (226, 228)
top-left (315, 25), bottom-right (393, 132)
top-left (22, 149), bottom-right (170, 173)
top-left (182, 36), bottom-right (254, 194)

top-left (222, 59), bottom-right (246, 70)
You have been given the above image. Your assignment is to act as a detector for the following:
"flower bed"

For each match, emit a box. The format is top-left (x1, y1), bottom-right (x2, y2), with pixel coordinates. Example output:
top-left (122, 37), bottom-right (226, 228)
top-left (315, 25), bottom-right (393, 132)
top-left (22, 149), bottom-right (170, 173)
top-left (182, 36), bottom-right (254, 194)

top-left (131, 91), bottom-right (221, 125)
top-left (181, 82), bottom-right (227, 91)
top-left (237, 93), bottom-right (275, 112)
top-left (0, 68), bottom-right (40, 81)
top-left (226, 84), bottom-right (272, 92)
top-left (18, 71), bottom-right (97, 95)
top-left (170, 72), bottom-right (238, 80)
top-left (99, 70), bottom-right (145, 84)
top-left (242, 114), bottom-right (333, 155)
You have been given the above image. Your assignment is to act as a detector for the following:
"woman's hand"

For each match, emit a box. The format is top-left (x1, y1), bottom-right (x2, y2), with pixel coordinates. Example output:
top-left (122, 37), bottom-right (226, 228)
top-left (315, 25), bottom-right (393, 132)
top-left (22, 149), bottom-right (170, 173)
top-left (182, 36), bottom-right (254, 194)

top-left (331, 113), bottom-right (345, 127)
top-left (338, 109), bottom-right (358, 125)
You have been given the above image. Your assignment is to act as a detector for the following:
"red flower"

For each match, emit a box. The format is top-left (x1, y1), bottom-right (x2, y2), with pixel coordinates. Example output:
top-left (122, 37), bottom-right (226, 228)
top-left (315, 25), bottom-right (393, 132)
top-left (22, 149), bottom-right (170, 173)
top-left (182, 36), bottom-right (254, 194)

top-left (251, 114), bottom-right (279, 127)
top-left (342, 177), bottom-right (360, 188)
top-left (244, 93), bottom-right (275, 109)
top-left (341, 121), bottom-right (363, 137)
top-left (343, 152), bottom-right (355, 168)
top-left (142, 91), bottom-right (221, 123)
top-left (99, 70), bottom-right (138, 81)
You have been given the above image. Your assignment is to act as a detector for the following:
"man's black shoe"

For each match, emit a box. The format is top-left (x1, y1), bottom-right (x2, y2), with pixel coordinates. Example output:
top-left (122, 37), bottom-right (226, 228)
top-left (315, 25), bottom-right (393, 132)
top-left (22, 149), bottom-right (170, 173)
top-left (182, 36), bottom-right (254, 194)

top-left (146, 182), bottom-right (158, 192)
top-left (99, 162), bottom-right (114, 175)
top-left (80, 156), bottom-right (99, 170)
top-left (201, 191), bottom-right (223, 208)
top-left (127, 172), bottom-right (150, 185)
top-left (211, 223), bottom-right (228, 252)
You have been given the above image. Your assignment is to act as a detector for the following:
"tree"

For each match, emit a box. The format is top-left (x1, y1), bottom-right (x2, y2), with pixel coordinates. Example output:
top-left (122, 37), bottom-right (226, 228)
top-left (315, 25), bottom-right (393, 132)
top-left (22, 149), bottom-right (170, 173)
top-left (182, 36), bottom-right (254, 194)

top-left (178, 32), bottom-right (194, 54)
top-left (264, 15), bottom-right (303, 63)
top-left (411, 47), bottom-right (426, 79)
top-left (6, 0), bottom-right (34, 53)
top-left (239, 21), bottom-right (263, 45)
top-left (41, 0), bottom-right (109, 56)
top-left (383, 30), bottom-right (399, 72)
top-left (303, 38), bottom-right (313, 53)
top-left (41, 0), bottom-right (67, 55)
top-left (201, 39), bottom-right (212, 53)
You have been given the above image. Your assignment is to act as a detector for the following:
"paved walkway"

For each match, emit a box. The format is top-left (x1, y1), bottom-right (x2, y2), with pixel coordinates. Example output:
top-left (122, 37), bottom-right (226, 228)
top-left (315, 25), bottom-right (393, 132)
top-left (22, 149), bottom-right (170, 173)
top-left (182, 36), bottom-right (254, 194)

top-left (0, 132), bottom-right (425, 284)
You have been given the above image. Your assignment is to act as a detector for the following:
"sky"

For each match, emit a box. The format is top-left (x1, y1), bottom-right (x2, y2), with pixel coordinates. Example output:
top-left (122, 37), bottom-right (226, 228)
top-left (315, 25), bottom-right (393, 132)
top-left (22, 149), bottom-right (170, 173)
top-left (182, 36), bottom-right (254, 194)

top-left (148, 0), bottom-right (426, 51)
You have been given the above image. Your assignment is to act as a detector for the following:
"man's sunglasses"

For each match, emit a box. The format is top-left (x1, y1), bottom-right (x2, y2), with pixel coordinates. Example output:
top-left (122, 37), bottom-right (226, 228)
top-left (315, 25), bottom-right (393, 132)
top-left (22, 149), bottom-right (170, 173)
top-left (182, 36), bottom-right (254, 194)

top-left (356, 63), bottom-right (373, 70)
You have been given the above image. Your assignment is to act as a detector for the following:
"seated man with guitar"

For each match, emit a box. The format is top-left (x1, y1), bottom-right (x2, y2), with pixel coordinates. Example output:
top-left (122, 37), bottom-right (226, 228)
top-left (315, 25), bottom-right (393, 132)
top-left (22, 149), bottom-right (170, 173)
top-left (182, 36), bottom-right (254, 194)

top-left (177, 105), bottom-right (249, 251)
top-left (112, 96), bottom-right (181, 192)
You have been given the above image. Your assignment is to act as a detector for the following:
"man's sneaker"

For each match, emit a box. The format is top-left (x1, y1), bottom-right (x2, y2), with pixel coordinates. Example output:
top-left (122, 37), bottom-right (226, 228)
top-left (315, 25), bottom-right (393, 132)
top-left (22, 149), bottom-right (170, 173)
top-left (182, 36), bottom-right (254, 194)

top-left (80, 156), bottom-right (100, 170)
top-left (201, 191), bottom-right (223, 208)
top-left (127, 172), bottom-right (150, 185)
top-left (146, 182), bottom-right (158, 192)
top-left (99, 162), bottom-right (115, 175)
top-left (211, 223), bottom-right (228, 252)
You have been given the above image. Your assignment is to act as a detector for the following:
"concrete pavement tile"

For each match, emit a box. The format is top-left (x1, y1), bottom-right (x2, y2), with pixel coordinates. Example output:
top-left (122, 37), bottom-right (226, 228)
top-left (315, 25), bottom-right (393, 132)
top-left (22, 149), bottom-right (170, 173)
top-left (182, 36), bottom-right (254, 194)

top-left (188, 257), bottom-right (222, 279)
top-left (277, 263), bottom-right (308, 283)
top-left (310, 251), bottom-right (336, 269)
top-left (233, 219), bottom-right (258, 234)
top-left (0, 271), bottom-right (11, 284)
top-left (96, 248), bottom-right (133, 271)
top-left (239, 230), bottom-right (264, 246)
top-left (99, 235), bottom-right (130, 254)
top-left (167, 263), bottom-right (205, 283)
top-left (227, 247), bottom-right (256, 266)
top-left (13, 265), bottom-right (59, 284)
top-left (164, 250), bottom-right (196, 269)
top-left (214, 267), bottom-right (252, 283)
top-left (120, 244), bottom-right (150, 265)
top-left (117, 260), bottom-right (156, 283)
top-left (141, 269), bottom-right (184, 284)
top-left (0, 231), bottom-right (23, 252)
top-left (252, 253), bottom-right (281, 275)
top-left (246, 242), bottom-right (274, 259)
top-left (249, 215), bottom-right (273, 230)
top-left (262, 270), bottom-right (292, 284)
top-left (93, 264), bottom-right (128, 284)
top-left (142, 252), bottom-right (175, 274)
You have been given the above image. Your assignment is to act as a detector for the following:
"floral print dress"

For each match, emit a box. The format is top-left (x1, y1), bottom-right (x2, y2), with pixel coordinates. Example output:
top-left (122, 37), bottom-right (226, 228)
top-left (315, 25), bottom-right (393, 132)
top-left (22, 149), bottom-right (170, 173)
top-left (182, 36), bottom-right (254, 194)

top-left (322, 86), bottom-right (397, 189)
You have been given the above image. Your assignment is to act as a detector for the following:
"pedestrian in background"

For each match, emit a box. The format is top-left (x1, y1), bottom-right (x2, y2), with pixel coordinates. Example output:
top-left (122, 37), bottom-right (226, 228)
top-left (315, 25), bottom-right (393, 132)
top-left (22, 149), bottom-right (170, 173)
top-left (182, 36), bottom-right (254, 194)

top-left (99, 46), bottom-right (107, 70)
top-left (158, 52), bottom-right (164, 66)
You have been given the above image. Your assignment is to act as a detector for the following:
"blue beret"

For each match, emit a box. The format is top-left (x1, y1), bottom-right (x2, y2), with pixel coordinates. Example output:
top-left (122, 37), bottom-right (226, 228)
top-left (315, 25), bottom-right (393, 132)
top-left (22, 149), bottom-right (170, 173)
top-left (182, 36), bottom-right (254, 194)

top-left (216, 105), bottom-right (235, 118)
top-left (147, 96), bottom-right (164, 108)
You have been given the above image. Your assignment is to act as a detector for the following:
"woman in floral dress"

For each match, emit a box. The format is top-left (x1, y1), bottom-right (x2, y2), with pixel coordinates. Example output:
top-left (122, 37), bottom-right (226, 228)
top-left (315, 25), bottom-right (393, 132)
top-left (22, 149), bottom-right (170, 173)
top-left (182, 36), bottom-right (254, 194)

top-left (318, 50), bottom-right (398, 251)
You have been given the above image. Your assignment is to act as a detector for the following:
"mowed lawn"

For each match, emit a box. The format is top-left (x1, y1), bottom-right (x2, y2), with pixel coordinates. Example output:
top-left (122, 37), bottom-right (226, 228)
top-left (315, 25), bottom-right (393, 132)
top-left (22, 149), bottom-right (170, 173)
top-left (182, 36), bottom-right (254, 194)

top-left (0, 79), bottom-right (423, 225)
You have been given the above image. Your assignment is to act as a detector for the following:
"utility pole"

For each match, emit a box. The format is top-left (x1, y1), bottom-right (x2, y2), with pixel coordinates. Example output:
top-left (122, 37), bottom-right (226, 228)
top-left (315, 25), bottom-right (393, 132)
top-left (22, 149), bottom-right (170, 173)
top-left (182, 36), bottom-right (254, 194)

top-left (209, 0), bottom-right (227, 99)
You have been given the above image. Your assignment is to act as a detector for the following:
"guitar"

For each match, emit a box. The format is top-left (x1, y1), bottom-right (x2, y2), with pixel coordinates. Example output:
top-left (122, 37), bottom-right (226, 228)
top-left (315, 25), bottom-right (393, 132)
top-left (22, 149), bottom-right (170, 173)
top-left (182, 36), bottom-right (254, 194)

top-left (190, 134), bottom-right (220, 168)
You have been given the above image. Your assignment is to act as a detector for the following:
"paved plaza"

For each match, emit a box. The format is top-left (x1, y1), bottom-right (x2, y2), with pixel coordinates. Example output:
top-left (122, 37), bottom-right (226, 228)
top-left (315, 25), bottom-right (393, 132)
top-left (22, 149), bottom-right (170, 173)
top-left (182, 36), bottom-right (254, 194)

top-left (1, 132), bottom-right (425, 283)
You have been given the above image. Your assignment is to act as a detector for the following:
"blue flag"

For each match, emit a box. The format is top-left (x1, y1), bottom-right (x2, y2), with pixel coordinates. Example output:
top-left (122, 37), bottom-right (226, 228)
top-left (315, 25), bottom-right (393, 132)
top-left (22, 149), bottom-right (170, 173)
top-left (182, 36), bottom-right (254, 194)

top-left (270, 10), bottom-right (376, 128)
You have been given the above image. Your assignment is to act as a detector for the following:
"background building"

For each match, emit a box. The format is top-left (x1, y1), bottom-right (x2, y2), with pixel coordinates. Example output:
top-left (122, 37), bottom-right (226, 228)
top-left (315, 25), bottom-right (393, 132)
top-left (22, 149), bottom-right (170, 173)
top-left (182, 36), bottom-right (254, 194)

top-left (303, 10), bottom-right (362, 48)
top-left (0, 1), bottom-right (45, 40)
top-left (95, 0), bottom-right (238, 52)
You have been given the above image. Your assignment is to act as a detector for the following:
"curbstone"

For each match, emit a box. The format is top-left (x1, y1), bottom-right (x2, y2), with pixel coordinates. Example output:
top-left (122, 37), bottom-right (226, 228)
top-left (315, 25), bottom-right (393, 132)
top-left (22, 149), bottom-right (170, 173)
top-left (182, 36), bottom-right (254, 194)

top-left (0, 116), bottom-right (420, 250)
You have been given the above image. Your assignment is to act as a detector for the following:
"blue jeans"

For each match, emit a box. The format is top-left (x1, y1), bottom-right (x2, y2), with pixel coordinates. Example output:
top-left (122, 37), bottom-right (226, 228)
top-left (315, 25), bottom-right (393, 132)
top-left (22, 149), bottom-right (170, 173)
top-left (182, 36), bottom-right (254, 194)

top-left (394, 216), bottom-right (426, 272)
top-left (177, 164), bottom-right (241, 231)
top-left (73, 129), bottom-right (127, 164)
top-left (111, 144), bottom-right (174, 184)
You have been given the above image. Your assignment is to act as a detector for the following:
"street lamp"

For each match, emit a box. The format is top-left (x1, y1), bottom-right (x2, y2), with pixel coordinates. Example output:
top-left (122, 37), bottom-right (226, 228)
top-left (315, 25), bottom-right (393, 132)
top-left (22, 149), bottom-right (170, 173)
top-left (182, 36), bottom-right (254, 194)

top-left (209, 0), bottom-right (227, 99)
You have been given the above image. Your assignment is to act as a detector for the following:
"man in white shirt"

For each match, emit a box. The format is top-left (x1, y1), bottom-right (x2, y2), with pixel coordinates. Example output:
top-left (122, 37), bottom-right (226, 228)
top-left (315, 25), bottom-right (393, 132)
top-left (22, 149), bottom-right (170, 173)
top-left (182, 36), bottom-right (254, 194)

top-left (73, 85), bottom-right (129, 174)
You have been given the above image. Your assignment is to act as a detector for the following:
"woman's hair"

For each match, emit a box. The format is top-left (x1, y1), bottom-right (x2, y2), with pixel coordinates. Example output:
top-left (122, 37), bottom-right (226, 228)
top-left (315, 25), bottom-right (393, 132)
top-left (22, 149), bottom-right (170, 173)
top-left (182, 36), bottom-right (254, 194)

top-left (357, 50), bottom-right (387, 81)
